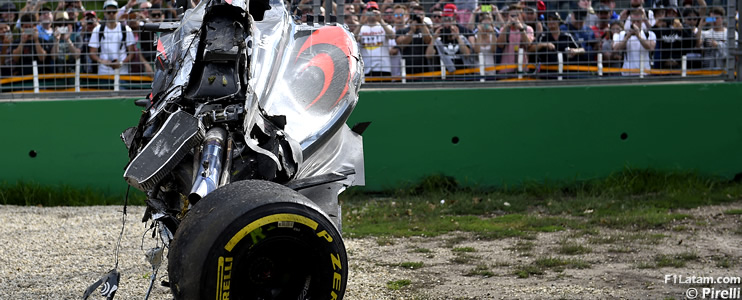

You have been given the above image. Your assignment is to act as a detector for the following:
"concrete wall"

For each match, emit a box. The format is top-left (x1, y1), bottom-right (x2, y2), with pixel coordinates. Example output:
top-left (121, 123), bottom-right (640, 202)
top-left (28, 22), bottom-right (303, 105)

top-left (2, 82), bottom-right (741, 195)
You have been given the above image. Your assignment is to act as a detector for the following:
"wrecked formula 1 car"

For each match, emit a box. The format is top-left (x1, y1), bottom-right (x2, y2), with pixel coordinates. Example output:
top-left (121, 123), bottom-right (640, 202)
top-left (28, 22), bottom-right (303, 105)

top-left (86, 0), bottom-right (365, 298)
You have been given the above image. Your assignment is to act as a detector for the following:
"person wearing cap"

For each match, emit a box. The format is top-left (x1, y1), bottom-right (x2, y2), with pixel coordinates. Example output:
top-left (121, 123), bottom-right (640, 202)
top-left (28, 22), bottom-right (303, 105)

top-left (426, 2), bottom-right (474, 73)
top-left (591, 4), bottom-right (613, 40)
top-left (80, 11), bottom-right (98, 73)
top-left (353, 1), bottom-right (395, 77)
top-left (88, 0), bottom-right (136, 75)
top-left (530, 12), bottom-right (584, 77)
top-left (613, 7), bottom-right (656, 75)
top-left (650, 2), bottom-right (694, 69)
top-left (496, 5), bottom-right (534, 74)
top-left (0, 2), bottom-right (18, 30)
top-left (51, 11), bottom-right (82, 73)
top-left (560, 8), bottom-right (597, 62)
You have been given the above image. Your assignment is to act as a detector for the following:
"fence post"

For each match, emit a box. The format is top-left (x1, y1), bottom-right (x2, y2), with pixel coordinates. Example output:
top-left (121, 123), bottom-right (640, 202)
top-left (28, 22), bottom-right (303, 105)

top-left (75, 58), bottom-right (81, 92)
top-left (440, 58), bottom-right (446, 80)
top-left (597, 53), bottom-right (603, 77)
top-left (401, 59), bottom-right (407, 84)
top-left (32, 60), bottom-right (39, 93)
top-left (517, 48), bottom-right (524, 79)
top-left (114, 68), bottom-right (120, 91)
top-left (478, 51), bottom-right (485, 82)
top-left (557, 52), bottom-right (563, 81)
top-left (640, 54), bottom-right (645, 78)
top-left (682, 55), bottom-right (687, 77)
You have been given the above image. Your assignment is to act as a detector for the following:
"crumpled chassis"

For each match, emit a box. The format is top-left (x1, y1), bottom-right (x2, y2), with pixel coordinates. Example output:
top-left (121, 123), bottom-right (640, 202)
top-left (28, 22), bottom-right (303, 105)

top-left (86, 0), bottom-right (365, 298)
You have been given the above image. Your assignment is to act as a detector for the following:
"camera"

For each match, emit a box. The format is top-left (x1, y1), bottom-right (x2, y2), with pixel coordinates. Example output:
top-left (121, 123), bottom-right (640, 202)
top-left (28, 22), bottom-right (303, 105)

top-left (412, 14), bottom-right (423, 23)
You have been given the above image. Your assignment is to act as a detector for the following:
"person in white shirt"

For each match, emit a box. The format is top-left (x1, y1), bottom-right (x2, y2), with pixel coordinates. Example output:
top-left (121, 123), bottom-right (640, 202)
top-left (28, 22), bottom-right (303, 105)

top-left (353, 1), bottom-right (395, 77)
top-left (88, 0), bottom-right (136, 75)
top-left (613, 7), bottom-right (656, 76)
top-left (701, 7), bottom-right (738, 69)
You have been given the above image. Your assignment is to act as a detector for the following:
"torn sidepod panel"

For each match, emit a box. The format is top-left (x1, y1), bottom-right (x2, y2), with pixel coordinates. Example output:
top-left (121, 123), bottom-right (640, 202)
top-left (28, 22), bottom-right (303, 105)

top-left (124, 111), bottom-right (205, 191)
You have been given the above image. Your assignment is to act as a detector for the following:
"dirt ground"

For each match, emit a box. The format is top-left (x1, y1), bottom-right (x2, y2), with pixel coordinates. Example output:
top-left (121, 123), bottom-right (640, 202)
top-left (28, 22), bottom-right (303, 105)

top-left (343, 202), bottom-right (742, 299)
top-left (0, 203), bottom-right (740, 299)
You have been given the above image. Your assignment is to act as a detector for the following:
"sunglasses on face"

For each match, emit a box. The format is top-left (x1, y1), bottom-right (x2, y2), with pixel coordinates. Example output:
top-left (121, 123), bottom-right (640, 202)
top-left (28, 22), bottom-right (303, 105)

top-left (394, 13), bottom-right (403, 17)
top-left (432, 15), bottom-right (441, 18)
top-left (105, 11), bottom-right (117, 14)
top-left (151, 13), bottom-right (161, 17)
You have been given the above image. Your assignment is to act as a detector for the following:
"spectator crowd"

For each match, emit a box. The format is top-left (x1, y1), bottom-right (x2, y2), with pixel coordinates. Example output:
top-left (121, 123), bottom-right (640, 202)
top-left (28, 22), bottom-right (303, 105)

top-left (0, 0), bottom-right (737, 85)
top-left (290, 0), bottom-right (739, 80)
top-left (0, 0), bottom-right (177, 79)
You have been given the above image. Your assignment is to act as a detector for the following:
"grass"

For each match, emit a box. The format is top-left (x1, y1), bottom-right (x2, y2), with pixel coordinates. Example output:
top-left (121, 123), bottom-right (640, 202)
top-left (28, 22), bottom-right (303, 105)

top-left (505, 241), bottom-right (535, 253)
top-left (514, 256), bottom-right (591, 278)
top-left (450, 253), bottom-right (479, 264)
top-left (638, 252), bottom-right (700, 269)
top-left (0, 181), bottom-right (146, 206)
top-left (341, 170), bottom-right (742, 238)
top-left (466, 264), bottom-right (495, 277)
top-left (376, 236), bottom-right (395, 246)
top-left (723, 209), bottom-right (742, 215)
top-left (398, 261), bottom-right (424, 269)
top-left (452, 247), bottom-right (477, 253)
top-left (386, 279), bottom-right (411, 290)
top-left (410, 247), bottom-right (432, 253)
top-left (557, 241), bottom-right (592, 255)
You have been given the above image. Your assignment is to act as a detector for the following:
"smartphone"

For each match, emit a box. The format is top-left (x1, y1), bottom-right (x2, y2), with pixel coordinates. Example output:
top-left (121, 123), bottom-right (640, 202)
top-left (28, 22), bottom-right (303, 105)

top-left (481, 4), bottom-right (492, 12)
top-left (23, 27), bottom-right (34, 35)
top-left (706, 16), bottom-right (716, 22)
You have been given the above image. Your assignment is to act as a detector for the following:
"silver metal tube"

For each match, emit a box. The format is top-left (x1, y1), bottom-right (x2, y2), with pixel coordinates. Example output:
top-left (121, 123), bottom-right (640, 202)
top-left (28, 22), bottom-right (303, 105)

top-left (219, 136), bottom-right (233, 187)
top-left (188, 127), bottom-right (227, 203)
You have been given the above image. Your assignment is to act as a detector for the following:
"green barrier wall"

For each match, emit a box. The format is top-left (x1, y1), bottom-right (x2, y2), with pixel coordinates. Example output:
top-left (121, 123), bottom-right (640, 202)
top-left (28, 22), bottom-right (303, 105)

top-left (2, 82), bottom-right (742, 195)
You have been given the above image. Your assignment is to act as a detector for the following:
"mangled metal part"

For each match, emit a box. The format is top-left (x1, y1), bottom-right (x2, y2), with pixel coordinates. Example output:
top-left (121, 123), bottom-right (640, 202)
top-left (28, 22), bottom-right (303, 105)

top-left (82, 269), bottom-right (120, 300)
top-left (188, 127), bottom-right (227, 202)
top-left (124, 111), bottom-right (205, 191)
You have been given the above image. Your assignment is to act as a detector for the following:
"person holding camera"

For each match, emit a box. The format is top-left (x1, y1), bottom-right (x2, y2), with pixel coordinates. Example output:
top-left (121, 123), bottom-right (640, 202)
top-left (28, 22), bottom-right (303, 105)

top-left (701, 7), bottom-right (737, 69)
top-left (353, 1), bottom-right (396, 77)
top-left (496, 5), bottom-right (534, 75)
top-left (396, 4), bottom-right (432, 75)
top-left (613, 7), bottom-right (656, 76)
top-left (425, 3), bottom-right (473, 73)
top-left (11, 13), bottom-right (49, 76)
top-left (88, 0), bottom-right (136, 75)
top-left (51, 11), bottom-right (81, 73)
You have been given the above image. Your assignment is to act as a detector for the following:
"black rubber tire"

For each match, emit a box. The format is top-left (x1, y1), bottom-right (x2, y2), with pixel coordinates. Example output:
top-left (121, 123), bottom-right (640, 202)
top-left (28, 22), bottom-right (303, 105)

top-left (168, 180), bottom-right (347, 300)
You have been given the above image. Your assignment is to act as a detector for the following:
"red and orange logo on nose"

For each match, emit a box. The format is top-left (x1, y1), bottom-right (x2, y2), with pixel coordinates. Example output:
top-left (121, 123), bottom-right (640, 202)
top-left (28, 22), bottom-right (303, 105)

top-left (294, 26), bottom-right (357, 110)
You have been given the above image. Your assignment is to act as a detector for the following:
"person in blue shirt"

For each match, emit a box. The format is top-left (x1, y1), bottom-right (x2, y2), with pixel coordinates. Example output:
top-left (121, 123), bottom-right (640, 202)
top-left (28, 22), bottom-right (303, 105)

top-left (560, 8), bottom-right (597, 63)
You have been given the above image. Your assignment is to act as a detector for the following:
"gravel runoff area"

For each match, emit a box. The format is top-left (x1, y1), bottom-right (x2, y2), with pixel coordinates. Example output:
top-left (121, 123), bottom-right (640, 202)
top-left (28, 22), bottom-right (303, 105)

top-left (1, 204), bottom-right (741, 299)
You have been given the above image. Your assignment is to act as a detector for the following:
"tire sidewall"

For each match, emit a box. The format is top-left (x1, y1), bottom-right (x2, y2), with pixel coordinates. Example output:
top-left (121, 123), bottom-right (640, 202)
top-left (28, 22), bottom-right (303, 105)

top-left (168, 180), bottom-right (347, 300)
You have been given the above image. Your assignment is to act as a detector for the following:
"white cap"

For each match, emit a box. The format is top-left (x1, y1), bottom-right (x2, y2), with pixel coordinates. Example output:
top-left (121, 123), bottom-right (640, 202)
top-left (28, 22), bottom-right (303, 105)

top-left (103, 0), bottom-right (119, 9)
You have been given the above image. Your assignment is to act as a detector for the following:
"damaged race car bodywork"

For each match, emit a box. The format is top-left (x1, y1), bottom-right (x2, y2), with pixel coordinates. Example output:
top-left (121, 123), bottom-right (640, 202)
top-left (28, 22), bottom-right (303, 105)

top-left (100, 0), bottom-right (365, 298)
